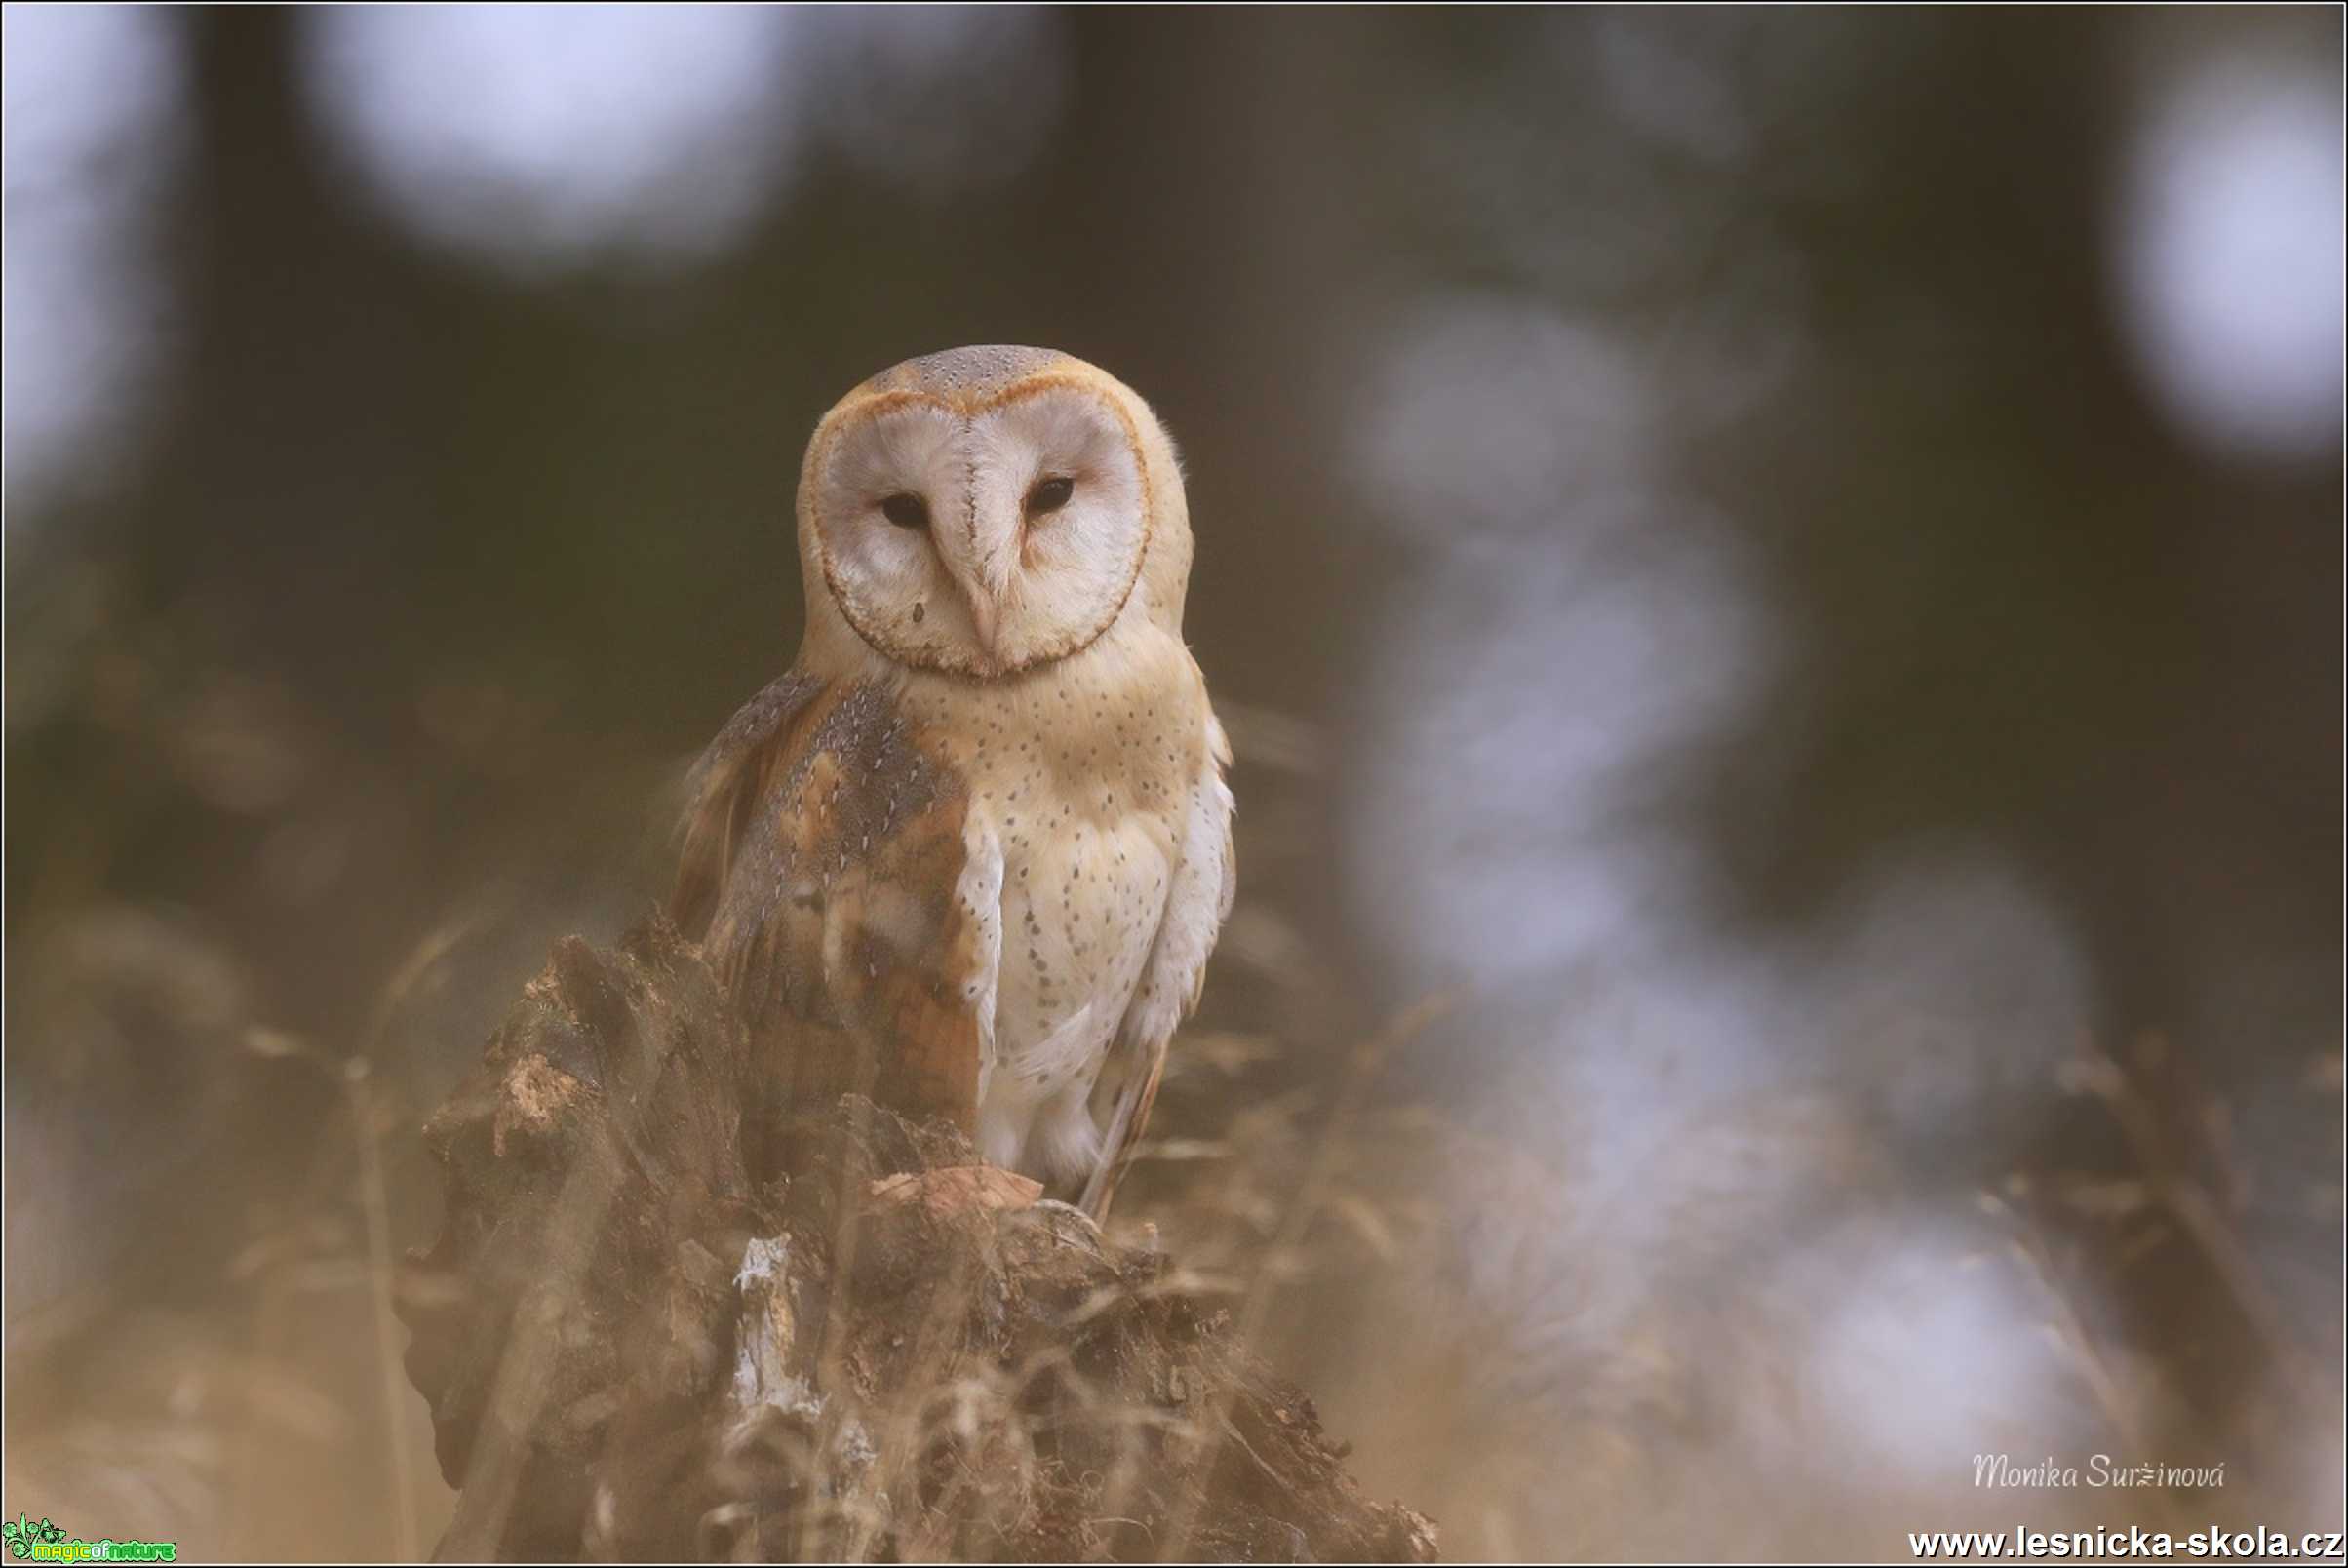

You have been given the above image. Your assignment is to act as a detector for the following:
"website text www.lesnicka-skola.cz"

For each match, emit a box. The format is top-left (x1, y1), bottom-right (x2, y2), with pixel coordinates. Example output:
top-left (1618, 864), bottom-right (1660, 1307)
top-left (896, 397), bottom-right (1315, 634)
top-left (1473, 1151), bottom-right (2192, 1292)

top-left (1909, 1526), bottom-right (2347, 1560)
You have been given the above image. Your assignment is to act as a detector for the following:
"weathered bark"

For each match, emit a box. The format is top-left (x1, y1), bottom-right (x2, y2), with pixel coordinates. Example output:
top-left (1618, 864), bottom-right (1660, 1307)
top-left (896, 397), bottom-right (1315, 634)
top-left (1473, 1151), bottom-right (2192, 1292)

top-left (397, 916), bottom-right (1438, 1562)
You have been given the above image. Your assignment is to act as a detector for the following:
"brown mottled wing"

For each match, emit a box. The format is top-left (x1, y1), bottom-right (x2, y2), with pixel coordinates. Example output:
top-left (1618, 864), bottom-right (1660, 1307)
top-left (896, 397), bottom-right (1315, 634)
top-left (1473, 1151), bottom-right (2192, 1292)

top-left (672, 671), bottom-right (823, 940)
top-left (673, 676), bottom-right (988, 1137)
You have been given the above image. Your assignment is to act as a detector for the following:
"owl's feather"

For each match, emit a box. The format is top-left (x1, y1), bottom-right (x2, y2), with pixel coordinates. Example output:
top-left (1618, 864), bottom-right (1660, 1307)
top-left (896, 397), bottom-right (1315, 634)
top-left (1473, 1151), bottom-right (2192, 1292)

top-left (675, 651), bottom-right (1232, 1217)
top-left (673, 677), bottom-right (987, 1139)
top-left (1081, 710), bottom-right (1235, 1218)
top-left (671, 670), bottom-right (822, 939)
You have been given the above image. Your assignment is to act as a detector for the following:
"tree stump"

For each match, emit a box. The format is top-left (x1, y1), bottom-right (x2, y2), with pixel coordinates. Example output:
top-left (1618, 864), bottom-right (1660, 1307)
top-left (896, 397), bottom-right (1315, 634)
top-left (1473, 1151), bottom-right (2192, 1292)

top-left (397, 916), bottom-right (1438, 1562)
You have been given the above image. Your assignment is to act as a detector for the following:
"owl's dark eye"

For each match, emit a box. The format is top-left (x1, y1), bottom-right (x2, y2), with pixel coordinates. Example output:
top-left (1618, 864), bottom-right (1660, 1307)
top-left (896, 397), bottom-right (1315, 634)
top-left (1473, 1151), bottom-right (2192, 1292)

top-left (880, 492), bottom-right (929, 529)
top-left (1025, 475), bottom-right (1076, 517)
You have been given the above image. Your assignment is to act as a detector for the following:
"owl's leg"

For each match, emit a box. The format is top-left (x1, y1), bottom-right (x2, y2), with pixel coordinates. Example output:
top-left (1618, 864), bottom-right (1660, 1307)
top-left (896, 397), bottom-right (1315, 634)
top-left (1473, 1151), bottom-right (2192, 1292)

top-left (1028, 1079), bottom-right (1108, 1197)
top-left (975, 1094), bottom-right (1034, 1171)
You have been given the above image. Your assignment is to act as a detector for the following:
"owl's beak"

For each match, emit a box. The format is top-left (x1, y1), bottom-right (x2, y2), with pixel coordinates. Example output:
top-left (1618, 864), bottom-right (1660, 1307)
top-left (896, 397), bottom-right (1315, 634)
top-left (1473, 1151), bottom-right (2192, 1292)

top-left (959, 579), bottom-right (1003, 669)
top-left (946, 520), bottom-right (1017, 672)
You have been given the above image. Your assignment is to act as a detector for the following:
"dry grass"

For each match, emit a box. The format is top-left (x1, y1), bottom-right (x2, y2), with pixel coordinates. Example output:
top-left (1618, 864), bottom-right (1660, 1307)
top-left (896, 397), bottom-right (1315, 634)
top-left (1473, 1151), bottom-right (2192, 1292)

top-left (4, 716), bottom-right (2340, 1562)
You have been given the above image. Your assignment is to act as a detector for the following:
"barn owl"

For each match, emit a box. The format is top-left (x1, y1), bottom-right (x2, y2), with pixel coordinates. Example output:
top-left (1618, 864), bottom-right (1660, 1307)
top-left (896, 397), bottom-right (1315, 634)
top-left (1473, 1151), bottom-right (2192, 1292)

top-left (672, 346), bottom-right (1233, 1219)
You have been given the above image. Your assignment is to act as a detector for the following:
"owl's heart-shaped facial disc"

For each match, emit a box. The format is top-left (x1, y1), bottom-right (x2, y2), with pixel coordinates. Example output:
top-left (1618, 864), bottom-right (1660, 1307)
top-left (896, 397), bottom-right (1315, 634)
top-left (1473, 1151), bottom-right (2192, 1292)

top-left (808, 369), bottom-right (1153, 680)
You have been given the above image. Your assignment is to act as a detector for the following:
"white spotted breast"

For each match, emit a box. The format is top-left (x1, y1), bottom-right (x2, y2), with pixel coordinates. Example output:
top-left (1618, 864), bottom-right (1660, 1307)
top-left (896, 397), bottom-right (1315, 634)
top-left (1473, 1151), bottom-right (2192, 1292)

top-left (895, 627), bottom-right (1207, 1179)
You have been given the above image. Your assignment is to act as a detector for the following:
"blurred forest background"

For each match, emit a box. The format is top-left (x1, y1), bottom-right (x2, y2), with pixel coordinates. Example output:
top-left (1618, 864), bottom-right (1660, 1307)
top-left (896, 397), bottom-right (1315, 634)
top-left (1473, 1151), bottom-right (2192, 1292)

top-left (4, 6), bottom-right (2340, 1560)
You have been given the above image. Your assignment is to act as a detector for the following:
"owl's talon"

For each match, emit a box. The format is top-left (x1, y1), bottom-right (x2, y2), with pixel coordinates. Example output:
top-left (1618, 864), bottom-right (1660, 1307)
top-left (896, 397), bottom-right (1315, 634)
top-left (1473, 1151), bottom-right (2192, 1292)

top-left (1026, 1196), bottom-right (1105, 1238)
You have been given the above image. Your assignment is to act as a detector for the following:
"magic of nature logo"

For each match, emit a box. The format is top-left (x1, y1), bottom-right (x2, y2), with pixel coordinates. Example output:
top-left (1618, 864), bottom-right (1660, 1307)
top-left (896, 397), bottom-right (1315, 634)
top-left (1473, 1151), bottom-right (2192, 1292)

top-left (2, 1514), bottom-right (177, 1563)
